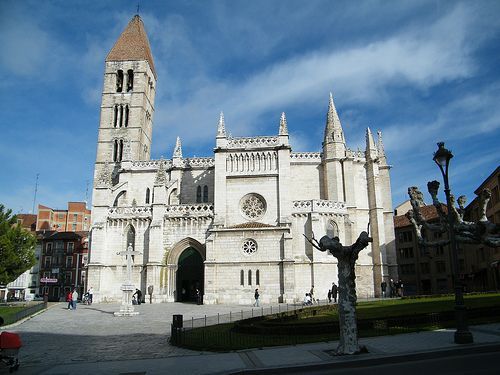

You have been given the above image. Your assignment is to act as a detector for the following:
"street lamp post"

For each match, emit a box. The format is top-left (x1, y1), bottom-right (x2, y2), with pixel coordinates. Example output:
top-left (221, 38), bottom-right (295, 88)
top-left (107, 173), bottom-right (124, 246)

top-left (433, 142), bottom-right (473, 344)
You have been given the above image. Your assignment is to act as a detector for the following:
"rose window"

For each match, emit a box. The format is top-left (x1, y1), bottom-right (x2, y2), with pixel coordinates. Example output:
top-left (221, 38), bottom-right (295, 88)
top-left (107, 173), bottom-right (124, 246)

top-left (242, 239), bottom-right (258, 256)
top-left (240, 194), bottom-right (266, 220)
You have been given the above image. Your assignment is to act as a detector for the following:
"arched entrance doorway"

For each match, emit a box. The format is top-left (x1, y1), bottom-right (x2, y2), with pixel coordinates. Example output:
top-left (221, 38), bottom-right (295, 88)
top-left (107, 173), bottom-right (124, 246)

top-left (176, 247), bottom-right (204, 302)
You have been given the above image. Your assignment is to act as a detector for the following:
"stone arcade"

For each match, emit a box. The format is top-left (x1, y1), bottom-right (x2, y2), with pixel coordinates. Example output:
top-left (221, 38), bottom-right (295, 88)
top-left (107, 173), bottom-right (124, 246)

top-left (87, 15), bottom-right (397, 304)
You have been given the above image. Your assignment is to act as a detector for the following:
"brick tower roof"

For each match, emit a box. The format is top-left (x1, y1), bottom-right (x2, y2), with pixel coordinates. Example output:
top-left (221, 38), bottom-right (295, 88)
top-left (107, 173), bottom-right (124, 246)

top-left (106, 15), bottom-right (156, 78)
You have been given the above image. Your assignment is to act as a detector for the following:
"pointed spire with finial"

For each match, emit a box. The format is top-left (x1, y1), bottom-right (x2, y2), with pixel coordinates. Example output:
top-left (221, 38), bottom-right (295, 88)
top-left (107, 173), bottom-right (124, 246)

top-left (365, 127), bottom-right (378, 160)
top-left (324, 92), bottom-right (345, 144)
top-left (173, 136), bottom-right (183, 159)
top-left (377, 130), bottom-right (387, 164)
top-left (279, 112), bottom-right (288, 135)
top-left (217, 112), bottom-right (226, 138)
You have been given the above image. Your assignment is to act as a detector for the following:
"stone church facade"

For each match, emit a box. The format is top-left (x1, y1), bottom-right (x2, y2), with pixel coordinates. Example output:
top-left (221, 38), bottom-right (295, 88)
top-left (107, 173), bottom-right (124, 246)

top-left (87, 15), bottom-right (397, 304)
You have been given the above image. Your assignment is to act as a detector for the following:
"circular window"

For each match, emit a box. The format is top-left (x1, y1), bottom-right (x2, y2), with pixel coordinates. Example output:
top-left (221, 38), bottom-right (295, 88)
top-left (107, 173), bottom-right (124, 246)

top-left (242, 239), bottom-right (258, 256)
top-left (240, 193), bottom-right (266, 220)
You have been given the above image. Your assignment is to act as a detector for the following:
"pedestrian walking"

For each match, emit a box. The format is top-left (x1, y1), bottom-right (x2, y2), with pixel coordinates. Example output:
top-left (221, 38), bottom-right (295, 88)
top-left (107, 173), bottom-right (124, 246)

top-left (66, 290), bottom-right (73, 310)
top-left (327, 289), bottom-right (332, 303)
top-left (389, 279), bottom-right (395, 298)
top-left (87, 287), bottom-right (94, 305)
top-left (71, 288), bottom-right (79, 310)
top-left (133, 289), bottom-right (142, 305)
top-left (331, 282), bottom-right (338, 303)
top-left (397, 279), bottom-right (404, 297)
top-left (381, 280), bottom-right (387, 298)
top-left (253, 288), bottom-right (260, 307)
top-left (196, 288), bottom-right (202, 305)
top-left (310, 285), bottom-right (315, 304)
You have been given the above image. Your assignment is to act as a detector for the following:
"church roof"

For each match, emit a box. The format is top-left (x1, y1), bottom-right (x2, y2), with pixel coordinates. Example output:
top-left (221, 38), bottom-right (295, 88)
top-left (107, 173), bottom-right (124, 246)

top-left (106, 15), bottom-right (157, 78)
top-left (394, 204), bottom-right (447, 228)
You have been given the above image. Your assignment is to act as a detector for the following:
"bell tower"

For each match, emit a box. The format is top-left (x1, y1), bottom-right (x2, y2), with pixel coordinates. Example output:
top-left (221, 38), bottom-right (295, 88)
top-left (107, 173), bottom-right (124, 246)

top-left (94, 15), bottom-right (156, 169)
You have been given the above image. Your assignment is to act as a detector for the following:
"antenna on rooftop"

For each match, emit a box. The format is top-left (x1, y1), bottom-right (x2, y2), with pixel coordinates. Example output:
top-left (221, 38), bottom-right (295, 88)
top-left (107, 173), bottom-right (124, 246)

top-left (85, 179), bottom-right (89, 206)
top-left (32, 173), bottom-right (39, 214)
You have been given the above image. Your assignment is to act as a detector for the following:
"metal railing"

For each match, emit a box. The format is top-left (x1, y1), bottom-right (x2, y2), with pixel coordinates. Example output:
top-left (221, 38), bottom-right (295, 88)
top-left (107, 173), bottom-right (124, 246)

top-left (0, 302), bottom-right (47, 326)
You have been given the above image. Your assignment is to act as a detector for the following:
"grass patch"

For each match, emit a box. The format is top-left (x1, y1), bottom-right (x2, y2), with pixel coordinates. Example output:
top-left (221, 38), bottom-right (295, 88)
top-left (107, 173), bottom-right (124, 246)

top-left (0, 306), bottom-right (26, 325)
top-left (174, 293), bottom-right (500, 351)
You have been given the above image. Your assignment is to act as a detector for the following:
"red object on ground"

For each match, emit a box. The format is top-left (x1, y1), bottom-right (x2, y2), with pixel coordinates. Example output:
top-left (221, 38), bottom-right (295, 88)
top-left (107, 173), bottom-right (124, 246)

top-left (0, 332), bottom-right (22, 349)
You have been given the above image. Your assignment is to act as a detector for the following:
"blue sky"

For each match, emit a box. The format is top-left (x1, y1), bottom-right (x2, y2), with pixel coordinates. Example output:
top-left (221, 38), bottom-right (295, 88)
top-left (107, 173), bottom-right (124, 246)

top-left (0, 0), bottom-right (499, 214)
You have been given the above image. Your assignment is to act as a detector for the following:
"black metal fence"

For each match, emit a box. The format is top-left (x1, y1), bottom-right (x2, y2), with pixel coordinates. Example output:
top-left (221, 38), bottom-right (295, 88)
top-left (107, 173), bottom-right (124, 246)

top-left (0, 302), bottom-right (47, 326)
top-left (171, 305), bottom-right (500, 350)
top-left (181, 300), bottom-right (331, 330)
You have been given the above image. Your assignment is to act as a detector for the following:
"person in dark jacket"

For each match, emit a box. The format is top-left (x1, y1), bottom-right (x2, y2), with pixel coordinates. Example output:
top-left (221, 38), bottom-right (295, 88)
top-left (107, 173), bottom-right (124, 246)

top-left (253, 288), bottom-right (260, 307)
top-left (331, 282), bottom-right (338, 303)
top-left (133, 289), bottom-right (143, 305)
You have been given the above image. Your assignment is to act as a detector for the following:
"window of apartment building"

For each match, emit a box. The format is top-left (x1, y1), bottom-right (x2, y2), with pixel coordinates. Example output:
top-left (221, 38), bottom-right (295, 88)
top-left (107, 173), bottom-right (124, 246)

top-left (398, 231), bottom-right (413, 243)
top-left (65, 272), bottom-right (72, 284)
top-left (44, 256), bottom-right (52, 268)
top-left (66, 256), bottom-right (73, 268)
top-left (400, 264), bottom-right (415, 275)
top-left (46, 242), bottom-right (53, 254)
top-left (55, 241), bottom-right (64, 250)
top-left (67, 242), bottom-right (74, 254)
top-left (73, 213), bottom-right (78, 222)
top-left (435, 246), bottom-right (444, 256)
top-left (420, 262), bottom-right (430, 274)
top-left (58, 213), bottom-right (64, 220)
top-left (43, 271), bottom-right (50, 278)
top-left (72, 223), bottom-right (77, 231)
top-left (436, 261), bottom-right (446, 274)
top-left (399, 247), bottom-right (414, 259)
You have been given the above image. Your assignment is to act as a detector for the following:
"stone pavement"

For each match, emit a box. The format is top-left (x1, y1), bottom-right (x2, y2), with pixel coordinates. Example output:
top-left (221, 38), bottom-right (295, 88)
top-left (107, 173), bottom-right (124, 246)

top-left (3, 302), bottom-right (500, 374)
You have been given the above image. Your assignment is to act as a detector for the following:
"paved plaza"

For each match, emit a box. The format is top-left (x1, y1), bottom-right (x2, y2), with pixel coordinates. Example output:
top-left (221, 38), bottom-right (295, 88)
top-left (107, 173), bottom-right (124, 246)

top-left (3, 302), bottom-right (500, 374)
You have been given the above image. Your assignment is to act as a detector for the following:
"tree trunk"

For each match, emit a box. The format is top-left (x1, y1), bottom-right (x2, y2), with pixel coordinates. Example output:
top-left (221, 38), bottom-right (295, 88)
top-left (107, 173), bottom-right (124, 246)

top-left (336, 254), bottom-right (360, 354)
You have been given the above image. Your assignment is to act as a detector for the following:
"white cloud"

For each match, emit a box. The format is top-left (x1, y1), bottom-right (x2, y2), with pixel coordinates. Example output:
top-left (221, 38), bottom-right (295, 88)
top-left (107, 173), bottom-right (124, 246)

top-left (151, 3), bottom-right (481, 152)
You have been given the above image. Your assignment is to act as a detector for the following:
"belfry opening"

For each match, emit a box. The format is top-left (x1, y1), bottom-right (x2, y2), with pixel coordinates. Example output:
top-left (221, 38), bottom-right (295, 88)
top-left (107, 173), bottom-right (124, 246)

top-left (176, 247), bottom-right (204, 303)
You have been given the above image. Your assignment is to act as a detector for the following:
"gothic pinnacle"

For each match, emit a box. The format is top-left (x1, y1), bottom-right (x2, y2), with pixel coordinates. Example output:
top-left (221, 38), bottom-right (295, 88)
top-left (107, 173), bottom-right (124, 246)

top-left (365, 127), bottom-right (377, 158)
top-left (324, 92), bottom-right (345, 144)
top-left (279, 112), bottom-right (288, 135)
top-left (377, 130), bottom-right (387, 164)
top-left (173, 136), bottom-right (183, 158)
top-left (217, 111), bottom-right (226, 137)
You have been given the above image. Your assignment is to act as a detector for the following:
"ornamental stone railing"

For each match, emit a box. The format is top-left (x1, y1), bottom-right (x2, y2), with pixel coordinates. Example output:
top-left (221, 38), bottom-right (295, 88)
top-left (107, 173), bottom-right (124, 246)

top-left (131, 160), bottom-right (173, 170)
top-left (292, 199), bottom-right (346, 214)
top-left (346, 149), bottom-right (365, 159)
top-left (108, 206), bottom-right (152, 219)
top-left (227, 136), bottom-right (280, 149)
top-left (165, 204), bottom-right (214, 218)
top-left (183, 157), bottom-right (215, 168)
top-left (290, 152), bottom-right (322, 161)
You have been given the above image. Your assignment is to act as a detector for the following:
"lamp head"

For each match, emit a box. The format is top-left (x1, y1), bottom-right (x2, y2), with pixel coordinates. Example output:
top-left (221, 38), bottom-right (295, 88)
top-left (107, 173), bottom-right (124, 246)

top-left (433, 142), bottom-right (453, 168)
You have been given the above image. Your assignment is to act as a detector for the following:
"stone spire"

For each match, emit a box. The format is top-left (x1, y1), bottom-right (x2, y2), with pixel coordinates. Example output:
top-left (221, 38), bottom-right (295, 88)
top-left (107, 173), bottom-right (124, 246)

top-left (324, 92), bottom-right (345, 145)
top-left (106, 15), bottom-right (157, 78)
top-left (365, 127), bottom-right (378, 160)
top-left (154, 158), bottom-right (168, 186)
top-left (377, 130), bottom-right (387, 164)
top-left (217, 112), bottom-right (226, 138)
top-left (279, 112), bottom-right (288, 135)
top-left (173, 136), bottom-right (183, 159)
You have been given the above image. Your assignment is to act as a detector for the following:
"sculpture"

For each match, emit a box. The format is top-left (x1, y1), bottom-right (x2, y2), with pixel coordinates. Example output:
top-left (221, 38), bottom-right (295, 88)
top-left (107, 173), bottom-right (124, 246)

top-left (407, 183), bottom-right (499, 248)
top-left (304, 229), bottom-right (372, 355)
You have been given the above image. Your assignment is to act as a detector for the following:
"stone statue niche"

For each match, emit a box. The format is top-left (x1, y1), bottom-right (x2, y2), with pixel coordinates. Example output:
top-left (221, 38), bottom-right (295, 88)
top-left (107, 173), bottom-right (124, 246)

top-left (304, 229), bottom-right (372, 355)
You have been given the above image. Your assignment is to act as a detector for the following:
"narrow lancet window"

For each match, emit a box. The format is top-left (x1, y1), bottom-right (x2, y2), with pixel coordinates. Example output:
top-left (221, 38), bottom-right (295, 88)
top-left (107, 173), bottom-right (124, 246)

top-left (196, 186), bottom-right (202, 203)
top-left (116, 70), bottom-right (123, 92)
top-left (203, 185), bottom-right (208, 203)
top-left (248, 270), bottom-right (252, 285)
top-left (118, 140), bottom-right (123, 161)
top-left (240, 270), bottom-right (244, 286)
top-left (127, 70), bottom-right (134, 92)
top-left (113, 106), bottom-right (118, 127)
top-left (113, 140), bottom-right (118, 162)
top-left (119, 105), bottom-right (124, 127)
top-left (256, 270), bottom-right (260, 285)
top-left (145, 188), bottom-right (150, 204)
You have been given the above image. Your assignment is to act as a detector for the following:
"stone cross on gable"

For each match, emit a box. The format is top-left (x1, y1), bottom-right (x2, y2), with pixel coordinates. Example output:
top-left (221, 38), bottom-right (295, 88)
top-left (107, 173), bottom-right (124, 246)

top-left (117, 243), bottom-right (142, 283)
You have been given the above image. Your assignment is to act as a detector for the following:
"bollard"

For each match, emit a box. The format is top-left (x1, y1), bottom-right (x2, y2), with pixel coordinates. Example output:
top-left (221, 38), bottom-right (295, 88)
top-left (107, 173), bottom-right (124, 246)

top-left (171, 314), bottom-right (183, 345)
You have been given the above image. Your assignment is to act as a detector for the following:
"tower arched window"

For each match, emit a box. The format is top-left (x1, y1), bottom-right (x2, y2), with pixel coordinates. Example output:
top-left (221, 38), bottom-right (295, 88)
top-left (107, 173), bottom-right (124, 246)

top-left (127, 70), bottom-right (134, 92)
top-left (203, 185), bottom-right (208, 203)
top-left (116, 70), bottom-right (123, 92)
top-left (118, 139), bottom-right (124, 162)
top-left (119, 105), bottom-right (124, 127)
top-left (124, 105), bottom-right (129, 127)
top-left (145, 188), bottom-right (150, 204)
top-left (240, 270), bottom-right (244, 286)
top-left (248, 270), bottom-right (252, 285)
top-left (113, 106), bottom-right (118, 127)
top-left (113, 140), bottom-right (118, 162)
top-left (196, 186), bottom-right (202, 203)
top-left (256, 270), bottom-right (260, 285)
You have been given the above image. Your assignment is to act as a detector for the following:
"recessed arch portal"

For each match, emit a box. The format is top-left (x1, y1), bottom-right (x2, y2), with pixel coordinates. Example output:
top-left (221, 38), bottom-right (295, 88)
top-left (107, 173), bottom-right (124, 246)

top-left (167, 237), bottom-right (205, 303)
